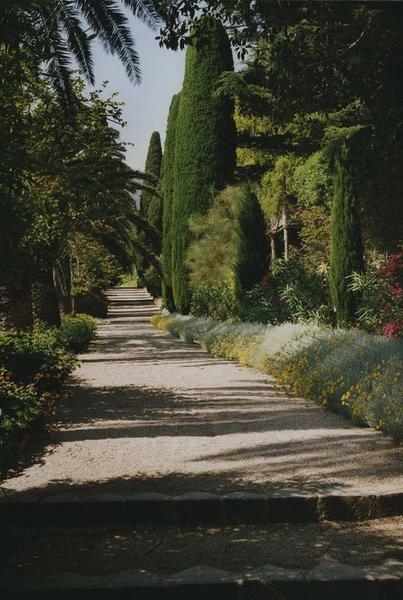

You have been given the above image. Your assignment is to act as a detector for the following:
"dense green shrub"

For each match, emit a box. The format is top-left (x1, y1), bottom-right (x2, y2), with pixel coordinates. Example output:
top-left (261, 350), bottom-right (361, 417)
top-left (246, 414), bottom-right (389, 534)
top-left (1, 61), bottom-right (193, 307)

top-left (329, 151), bottom-right (364, 325)
top-left (0, 328), bottom-right (77, 389)
top-left (0, 313), bottom-right (96, 465)
top-left (152, 314), bottom-right (403, 441)
top-left (291, 151), bottom-right (333, 208)
top-left (59, 314), bottom-right (97, 353)
top-left (187, 186), bottom-right (241, 288)
top-left (234, 185), bottom-right (269, 306)
top-left (172, 17), bottom-right (236, 313)
top-left (236, 262), bottom-right (331, 326)
top-left (259, 155), bottom-right (302, 223)
top-left (70, 234), bottom-right (123, 297)
top-left (143, 265), bottom-right (161, 299)
top-left (190, 283), bottom-right (238, 321)
top-left (299, 206), bottom-right (331, 272)
top-left (247, 258), bottom-right (332, 325)
top-left (0, 367), bottom-right (47, 459)
top-left (161, 94), bottom-right (181, 312)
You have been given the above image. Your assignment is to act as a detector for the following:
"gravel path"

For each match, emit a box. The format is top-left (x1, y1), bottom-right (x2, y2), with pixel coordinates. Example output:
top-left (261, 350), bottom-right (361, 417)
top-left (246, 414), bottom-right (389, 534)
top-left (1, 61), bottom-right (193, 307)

top-left (1, 288), bottom-right (402, 499)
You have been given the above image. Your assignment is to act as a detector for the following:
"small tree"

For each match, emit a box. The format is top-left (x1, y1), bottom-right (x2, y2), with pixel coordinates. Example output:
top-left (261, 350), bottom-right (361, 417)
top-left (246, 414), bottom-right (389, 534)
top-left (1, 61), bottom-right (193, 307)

top-left (234, 185), bottom-right (269, 306)
top-left (161, 93), bottom-right (181, 312)
top-left (329, 149), bottom-right (364, 325)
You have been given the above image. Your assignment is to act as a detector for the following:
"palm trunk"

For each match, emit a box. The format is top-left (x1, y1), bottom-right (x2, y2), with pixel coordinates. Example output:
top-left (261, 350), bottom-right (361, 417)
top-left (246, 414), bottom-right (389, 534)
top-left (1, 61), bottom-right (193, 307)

top-left (0, 272), bottom-right (33, 330)
top-left (32, 268), bottom-right (61, 327)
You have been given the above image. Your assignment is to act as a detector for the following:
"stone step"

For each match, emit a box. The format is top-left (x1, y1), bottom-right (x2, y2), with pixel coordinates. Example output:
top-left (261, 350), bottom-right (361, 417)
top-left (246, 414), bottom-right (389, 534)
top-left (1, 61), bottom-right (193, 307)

top-left (3, 565), bottom-right (402, 599)
top-left (1, 491), bottom-right (402, 527)
top-left (2, 520), bottom-right (402, 598)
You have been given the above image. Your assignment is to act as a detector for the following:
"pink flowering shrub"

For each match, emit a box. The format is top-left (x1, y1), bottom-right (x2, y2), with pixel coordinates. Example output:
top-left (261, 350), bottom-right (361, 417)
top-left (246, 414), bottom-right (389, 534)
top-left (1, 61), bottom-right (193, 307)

top-left (350, 253), bottom-right (403, 337)
top-left (377, 253), bottom-right (403, 277)
top-left (383, 321), bottom-right (402, 338)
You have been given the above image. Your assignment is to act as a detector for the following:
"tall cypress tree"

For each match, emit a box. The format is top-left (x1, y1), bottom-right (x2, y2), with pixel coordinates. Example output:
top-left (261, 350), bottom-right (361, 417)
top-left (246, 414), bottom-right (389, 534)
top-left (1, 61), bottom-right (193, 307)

top-left (172, 18), bottom-right (236, 314)
top-left (140, 131), bottom-right (162, 213)
top-left (161, 93), bottom-right (181, 312)
top-left (329, 150), bottom-right (364, 325)
top-left (234, 185), bottom-right (269, 306)
top-left (136, 131), bottom-right (162, 279)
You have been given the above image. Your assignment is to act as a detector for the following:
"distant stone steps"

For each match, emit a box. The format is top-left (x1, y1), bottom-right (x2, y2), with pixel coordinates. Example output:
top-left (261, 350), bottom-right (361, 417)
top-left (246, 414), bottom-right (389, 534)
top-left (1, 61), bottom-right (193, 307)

top-left (104, 287), bottom-right (160, 321)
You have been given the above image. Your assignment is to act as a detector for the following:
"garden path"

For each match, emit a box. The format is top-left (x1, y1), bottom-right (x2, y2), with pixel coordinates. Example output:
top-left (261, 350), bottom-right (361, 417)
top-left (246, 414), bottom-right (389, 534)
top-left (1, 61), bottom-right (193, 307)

top-left (1, 287), bottom-right (402, 500)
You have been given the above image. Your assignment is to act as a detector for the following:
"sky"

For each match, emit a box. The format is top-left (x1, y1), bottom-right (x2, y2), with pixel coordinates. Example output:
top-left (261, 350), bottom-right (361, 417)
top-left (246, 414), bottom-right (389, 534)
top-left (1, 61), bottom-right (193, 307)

top-left (92, 15), bottom-right (186, 171)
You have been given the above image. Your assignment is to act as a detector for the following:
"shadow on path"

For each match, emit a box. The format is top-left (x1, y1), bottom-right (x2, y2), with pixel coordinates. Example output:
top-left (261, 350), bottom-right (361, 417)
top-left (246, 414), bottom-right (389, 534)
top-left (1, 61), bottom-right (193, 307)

top-left (0, 288), bottom-right (401, 500)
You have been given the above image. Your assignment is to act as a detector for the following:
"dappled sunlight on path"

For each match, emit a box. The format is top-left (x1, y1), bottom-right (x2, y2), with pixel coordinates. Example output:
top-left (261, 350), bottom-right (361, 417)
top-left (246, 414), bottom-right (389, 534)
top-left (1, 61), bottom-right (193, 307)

top-left (1, 288), bottom-right (402, 499)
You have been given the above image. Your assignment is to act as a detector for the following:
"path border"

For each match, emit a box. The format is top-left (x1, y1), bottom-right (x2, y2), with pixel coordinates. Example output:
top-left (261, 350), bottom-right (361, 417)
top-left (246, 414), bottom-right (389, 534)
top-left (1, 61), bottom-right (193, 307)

top-left (2, 560), bottom-right (403, 599)
top-left (1, 490), bottom-right (402, 526)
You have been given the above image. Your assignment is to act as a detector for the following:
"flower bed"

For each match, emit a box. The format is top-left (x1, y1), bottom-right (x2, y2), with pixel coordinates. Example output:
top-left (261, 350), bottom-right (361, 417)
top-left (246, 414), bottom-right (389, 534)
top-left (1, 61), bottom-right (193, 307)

top-left (151, 314), bottom-right (403, 442)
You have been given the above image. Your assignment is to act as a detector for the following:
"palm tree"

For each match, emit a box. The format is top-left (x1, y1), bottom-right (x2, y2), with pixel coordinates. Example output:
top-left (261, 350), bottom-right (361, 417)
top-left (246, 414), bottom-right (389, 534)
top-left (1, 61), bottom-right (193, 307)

top-left (0, 1), bottom-right (159, 97)
top-left (0, 1), bottom-right (161, 328)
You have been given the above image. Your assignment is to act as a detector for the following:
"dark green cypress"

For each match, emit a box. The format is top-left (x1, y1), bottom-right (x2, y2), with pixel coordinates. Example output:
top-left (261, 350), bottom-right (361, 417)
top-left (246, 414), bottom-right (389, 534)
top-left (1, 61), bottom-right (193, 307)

top-left (234, 185), bottom-right (269, 305)
top-left (140, 131), bottom-right (162, 213)
top-left (172, 18), bottom-right (236, 314)
top-left (161, 93), bottom-right (181, 312)
top-left (329, 151), bottom-right (364, 325)
top-left (136, 131), bottom-right (162, 279)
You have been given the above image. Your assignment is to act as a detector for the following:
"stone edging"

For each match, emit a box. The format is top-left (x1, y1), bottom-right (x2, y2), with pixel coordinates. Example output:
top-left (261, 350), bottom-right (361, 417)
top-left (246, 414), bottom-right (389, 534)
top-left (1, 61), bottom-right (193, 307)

top-left (2, 560), bottom-right (403, 598)
top-left (1, 490), bottom-right (402, 526)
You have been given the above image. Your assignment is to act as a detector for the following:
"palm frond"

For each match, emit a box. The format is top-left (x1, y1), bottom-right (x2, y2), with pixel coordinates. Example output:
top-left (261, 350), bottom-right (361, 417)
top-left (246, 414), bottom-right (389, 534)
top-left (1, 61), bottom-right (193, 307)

top-left (121, 0), bottom-right (159, 29)
top-left (3, 0), bottom-right (159, 99)
top-left (76, 0), bottom-right (141, 82)
top-left (56, 0), bottom-right (95, 84)
top-left (45, 20), bottom-right (74, 102)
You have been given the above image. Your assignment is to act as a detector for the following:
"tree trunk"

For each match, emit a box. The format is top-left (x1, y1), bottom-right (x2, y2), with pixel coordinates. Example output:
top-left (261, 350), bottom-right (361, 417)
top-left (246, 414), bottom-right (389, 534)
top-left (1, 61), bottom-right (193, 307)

top-left (282, 204), bottom-right (289, 261)
top-left (54, 256), bottom-right (72, 316)
top-left (0, 272), bottom-right (33, 330)
top-left (270, 235), bottom-right (276, 261)
top-left (32, 268), bottom-right (61, 327)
